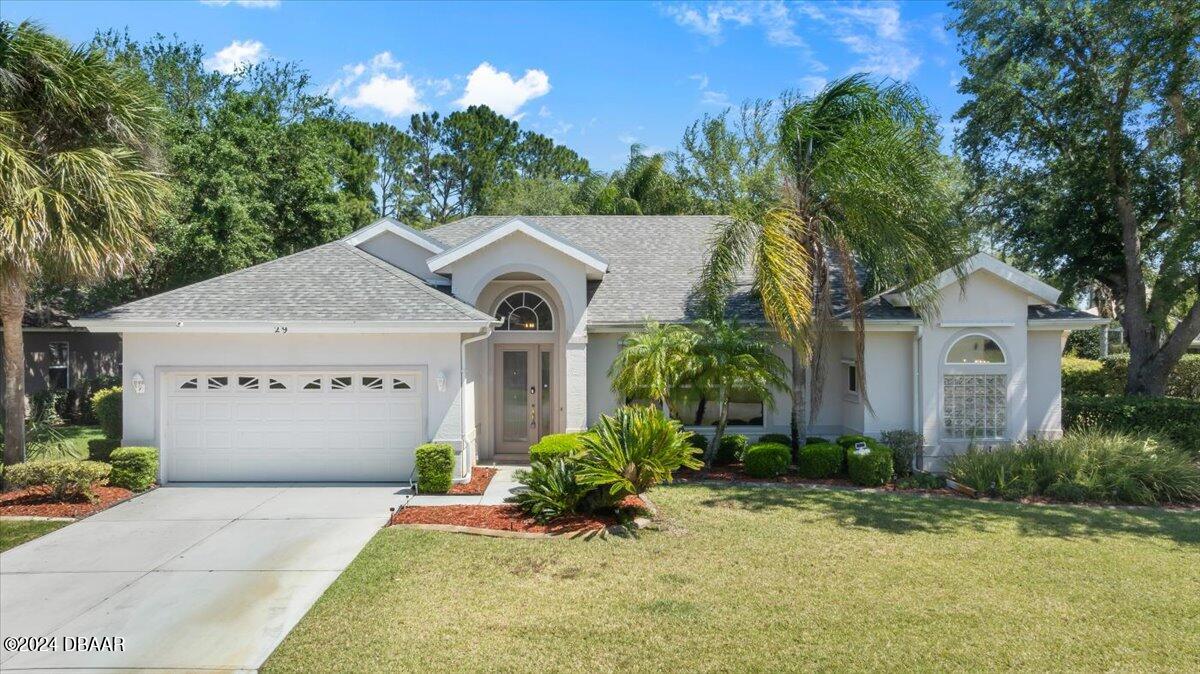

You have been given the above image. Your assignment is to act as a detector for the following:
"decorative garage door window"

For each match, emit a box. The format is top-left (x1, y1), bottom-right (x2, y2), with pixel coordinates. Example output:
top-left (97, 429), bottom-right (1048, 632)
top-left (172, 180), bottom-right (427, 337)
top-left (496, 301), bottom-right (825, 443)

top-left (174, 372), bottom-right (418, 394)
top-left (942, 334), bottom-right (1008, 440)
top-left (495, 291), bottom-right (553, 331)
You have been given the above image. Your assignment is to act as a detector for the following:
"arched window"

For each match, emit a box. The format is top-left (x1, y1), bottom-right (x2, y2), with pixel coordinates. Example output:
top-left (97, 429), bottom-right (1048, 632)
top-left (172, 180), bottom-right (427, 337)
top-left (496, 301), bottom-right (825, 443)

top-left (942, 334), bottom-right (1008, 440)
top-left (495, 291), bottom-right (553, 331)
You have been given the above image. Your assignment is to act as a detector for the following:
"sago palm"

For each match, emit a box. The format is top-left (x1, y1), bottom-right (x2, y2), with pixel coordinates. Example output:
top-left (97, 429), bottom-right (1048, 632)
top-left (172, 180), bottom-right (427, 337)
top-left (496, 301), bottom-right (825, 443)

top-left (608, 321), bottom-right (698, 418)
top-left (576, 405), bottom-right (701, 501)
top-left (700, 74), bottom-right (965, 447)
top-left (1, 21), bottom-right (170, 465)
top-left (689, 318), bottom-right (788, 468)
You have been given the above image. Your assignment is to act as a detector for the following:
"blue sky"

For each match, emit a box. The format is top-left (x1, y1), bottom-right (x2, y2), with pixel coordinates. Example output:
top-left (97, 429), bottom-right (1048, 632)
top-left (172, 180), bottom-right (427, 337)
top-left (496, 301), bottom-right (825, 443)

top-left (5, 0), bottom-right (966, 170)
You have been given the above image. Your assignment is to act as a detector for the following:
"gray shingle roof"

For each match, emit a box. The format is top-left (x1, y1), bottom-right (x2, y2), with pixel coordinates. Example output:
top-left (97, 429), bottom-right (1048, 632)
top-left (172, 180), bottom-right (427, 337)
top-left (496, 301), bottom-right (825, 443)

top-left (1027, 304), bottom-right (1098, 320)
top-left (85, 242), bottom-right (493, 323)
top-left (425, 215), bottom-right (751, 324)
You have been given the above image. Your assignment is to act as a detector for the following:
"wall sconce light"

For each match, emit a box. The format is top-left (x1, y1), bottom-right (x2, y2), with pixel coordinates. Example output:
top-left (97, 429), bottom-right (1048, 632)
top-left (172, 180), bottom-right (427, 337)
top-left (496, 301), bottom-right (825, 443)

top-left (132, 372), bottom-right (146, 394)
top-left (436, 371), bottom-right (447, 392)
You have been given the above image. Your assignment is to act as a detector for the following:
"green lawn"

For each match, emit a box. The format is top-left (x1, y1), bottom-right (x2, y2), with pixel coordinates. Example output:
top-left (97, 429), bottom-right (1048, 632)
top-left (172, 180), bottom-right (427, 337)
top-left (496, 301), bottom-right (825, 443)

top-left (24, 425), bottom-right (104, 461)
top-left (263, 485), bottom-right (1200, 673)
top-left (0, 519), bottom-right (69, 552)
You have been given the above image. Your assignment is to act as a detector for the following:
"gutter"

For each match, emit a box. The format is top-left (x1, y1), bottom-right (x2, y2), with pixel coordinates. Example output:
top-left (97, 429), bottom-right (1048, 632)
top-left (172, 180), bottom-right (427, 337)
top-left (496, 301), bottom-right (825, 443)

top-left (459, 325), bottom-right (494, 479)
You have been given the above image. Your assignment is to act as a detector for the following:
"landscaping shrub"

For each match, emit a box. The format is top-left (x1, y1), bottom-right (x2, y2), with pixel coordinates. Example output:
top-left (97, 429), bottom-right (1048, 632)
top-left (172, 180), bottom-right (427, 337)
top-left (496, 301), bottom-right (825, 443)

top-left (91, 387), bottom-right (122, 440)
top-left (757, 433), bottom-right (793, 446)
top-left (511, 459), bottom-right (590, 523)
top-left (879, 430), bottom-right (923, 478)
top-left (30, 389), bottom-right (66, 425)
top-left (1064, 395), bottom-right (1200, 457)
top-left (846, 442), bottom-right (893, 487)
top-left (795, 442), bottom-right (843, 478)
top-left (1100, 354), bottom-right (1200, 399)
top-left (836, 434), bottom-right (870, 448)
top-left (712, 434), bottom-right (748, 465)
top-left (1064, 325), bottom-right (1104, 360)
top-left (743, 442), bottom-right (791, 478)
top-left (1062, 357), bottom-right (1110, 396)
top-left (108, 446), bottom-right (158, 491)
top-left (5, 460), bottom-right (111, 502)
top-left (87, 438), bottom-right (121, 462)
top-left (806, 436), bottom-right (829, 445)
top-left (895, 472), bottom-right (946, 490)
top-left (576, 406), bottom-right (702, 502)
top-left (414, 443), bottom-right (455, 494)
top-left (946, 430), bottom-right (1200, 505)
top-left (530, 433), bottom-right (585, 463)
top-left (684, 432), bottom-right (709, 458)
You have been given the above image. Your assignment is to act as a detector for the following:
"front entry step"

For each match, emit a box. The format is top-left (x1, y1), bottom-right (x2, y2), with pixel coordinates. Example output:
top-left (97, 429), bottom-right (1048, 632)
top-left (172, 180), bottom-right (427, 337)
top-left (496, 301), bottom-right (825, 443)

top-left (493, 452), bottom-right (530, 465)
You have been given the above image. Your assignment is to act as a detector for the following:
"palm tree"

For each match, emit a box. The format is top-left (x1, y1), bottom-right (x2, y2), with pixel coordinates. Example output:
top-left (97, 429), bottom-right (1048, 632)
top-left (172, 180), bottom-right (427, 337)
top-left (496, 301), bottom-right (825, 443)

top-left (690, 318), bottom-right (788, 468)
top-left (1, 21), bottom-right (170, 467)
top-left (608, 321), bottom-right (698, 418)
top-left (583, 145), bottom-right (690, 215)
top-left (700, 74), bottom-right (965, 452)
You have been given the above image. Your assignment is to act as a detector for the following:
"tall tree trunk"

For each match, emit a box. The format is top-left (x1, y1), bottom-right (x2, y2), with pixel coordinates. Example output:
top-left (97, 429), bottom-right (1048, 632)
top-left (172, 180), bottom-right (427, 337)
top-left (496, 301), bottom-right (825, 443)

top-left (705, 386), bottom-right (729, 469)
top-left (790, 344), bottom-right (807, 462)
top-left (2, 272), bottom-right (28, 469)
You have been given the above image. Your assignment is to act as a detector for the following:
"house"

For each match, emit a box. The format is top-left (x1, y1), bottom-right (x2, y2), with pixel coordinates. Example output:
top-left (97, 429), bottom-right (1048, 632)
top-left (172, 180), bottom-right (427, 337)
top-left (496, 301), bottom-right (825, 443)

top-left (1, 310), bottom-right (121, 419)
top-left (72, 216), bottom-right (1106, 482)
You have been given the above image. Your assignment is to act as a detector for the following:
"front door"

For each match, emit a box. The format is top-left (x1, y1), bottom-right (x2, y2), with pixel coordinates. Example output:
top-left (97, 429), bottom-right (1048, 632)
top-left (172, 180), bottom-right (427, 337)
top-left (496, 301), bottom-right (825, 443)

top-left (494, 345), bottom-right (553, 456)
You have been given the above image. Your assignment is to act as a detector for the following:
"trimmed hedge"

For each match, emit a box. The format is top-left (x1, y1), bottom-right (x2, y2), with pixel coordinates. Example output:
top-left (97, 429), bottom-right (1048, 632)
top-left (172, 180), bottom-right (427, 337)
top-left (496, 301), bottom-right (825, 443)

top-left (743, 442), bottom-right (790, 478)
top-left (1064, 395), bottom-right (1200, 457)
top-left (1100, 354), bottom-right (1200, 399)
top-left (806, 436), bottom-right (829, 445)
top-left (6, 459), bottom-right (111, 502)
top-left (87, 438), bottom-right (121, 462)
top-left (91, 387), bottom-right (122, 440)
top-left (836, 434), bottom-right (870, 448)
top-left (796, 442), bottom-right (843, 478)
top-left (714, 434), bottom-right (748, 465)
top-left (757, 433), bottom-right (793, 446)
top-left (415, 443), bottom-right (455, 493)
top-left (530, 433), bottom-right (585, 463)
top-left (846, 441), bottom-right (893, 487)
top-left (109, 447), bottom-right (157, 491)
top-left (1062, 357), bottom-right (1109, 396)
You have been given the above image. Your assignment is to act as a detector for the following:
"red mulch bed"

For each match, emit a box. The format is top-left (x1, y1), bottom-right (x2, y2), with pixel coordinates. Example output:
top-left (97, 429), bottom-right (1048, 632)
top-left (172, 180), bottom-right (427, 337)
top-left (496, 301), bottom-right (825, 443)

top-left (0, 485), bottom-right (135, 518)
top-left (390, 495), bottom-right (647, 535)
top-left (447, 467), bottom-right (498, 495)
top-left (676, 465), bottom-right (958, 496)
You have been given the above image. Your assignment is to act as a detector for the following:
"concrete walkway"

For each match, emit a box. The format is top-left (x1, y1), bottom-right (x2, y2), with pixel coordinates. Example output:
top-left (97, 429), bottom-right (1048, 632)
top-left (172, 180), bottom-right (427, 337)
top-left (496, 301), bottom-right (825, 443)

top-left (407, 465), bottom-right (526, 506)
top-left (0, 484), bottom-right (404, 672)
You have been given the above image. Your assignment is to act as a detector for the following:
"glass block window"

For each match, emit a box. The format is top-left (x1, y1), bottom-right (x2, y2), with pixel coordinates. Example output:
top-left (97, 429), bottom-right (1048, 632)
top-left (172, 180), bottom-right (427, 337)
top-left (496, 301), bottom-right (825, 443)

top-left (943, 374), bottom-right (1007, 439)
top-left (495, 292), bottom-right (553, 331)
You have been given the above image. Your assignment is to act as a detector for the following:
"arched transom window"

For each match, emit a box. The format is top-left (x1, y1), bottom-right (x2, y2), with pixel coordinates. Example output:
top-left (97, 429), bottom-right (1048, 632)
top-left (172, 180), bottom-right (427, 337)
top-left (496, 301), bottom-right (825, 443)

top-left (942, 334), bottom-right (1007, 440)
top-left (495, 291), bottom-right (553, 331)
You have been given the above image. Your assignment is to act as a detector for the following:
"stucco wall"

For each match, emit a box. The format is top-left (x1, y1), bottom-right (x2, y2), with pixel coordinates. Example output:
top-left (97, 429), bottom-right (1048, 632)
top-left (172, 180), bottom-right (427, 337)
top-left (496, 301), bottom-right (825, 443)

top-left (120, 332), bottom-right (468, 477)
top-left (356, 231), bottom-right (443, 283)
top-left (1027, 329), bottom-right (1066, 438)
top-left (862, 331), bottom-right (914, 436)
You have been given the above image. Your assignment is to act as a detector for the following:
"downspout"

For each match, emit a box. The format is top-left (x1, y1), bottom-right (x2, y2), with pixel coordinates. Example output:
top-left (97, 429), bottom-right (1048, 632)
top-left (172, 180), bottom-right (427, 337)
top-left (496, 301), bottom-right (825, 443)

top-left (460, 325), bottom-right (494, 479)
top-left (912, 325), bottom-right (923, 470)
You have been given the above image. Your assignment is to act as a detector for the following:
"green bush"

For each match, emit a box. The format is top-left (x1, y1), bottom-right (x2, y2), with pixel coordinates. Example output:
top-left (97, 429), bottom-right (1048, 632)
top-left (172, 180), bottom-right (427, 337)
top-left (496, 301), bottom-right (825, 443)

top-left (108, 446), bottom-right (157, 491)
top-left (895, 472), bottom-right (946, 489)
top-left (836, 434), bottom-right (870, 448)
top-left (87, 438), bottom-right (121, 462)
top-left (5, 459), bottom-right (111, 502)
top-left (743, 442), bottom-right (791, 478)
top-left (879, 430), bottom-right (923, 478)
top-left (511, 459), bottom-right (590, 523)
top-left (712, 434), bottom-right (748, 465)
top-left (530, 433), bottom-right (585, 463)
top-left (576, 406), bottom-right (702, 501)
top-left (1100, 354), bottom-right (1200, 399)
top-left (846, 442), bottom-right (893, 487)
top-left (806, 436), bottom-right (829, 445)
top-left (414, 443), bottom-right (454, 494)
top-left (796, 442), bottom-right (843, 478)
top-left (684, 432), bottom-right (709, 458)
top-left (947, 430), bottom-right (1200, 505)
top-left (1064, 326), bottom-right (1104, 360)
top-left (757, 433), bottom-right (793, 446)
top-left (91, 387), bottom-right (122, 440)
top-left (1062, 357), bottom-right (1110, 396)
top-left (1064, 395), bottom-right (1200, 456)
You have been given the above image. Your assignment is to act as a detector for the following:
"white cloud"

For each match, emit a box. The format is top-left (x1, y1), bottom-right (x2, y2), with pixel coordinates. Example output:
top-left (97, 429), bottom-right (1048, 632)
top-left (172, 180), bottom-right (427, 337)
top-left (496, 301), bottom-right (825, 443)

top-left (810, 1), bottom-right (921, 80)
top-left (552, 121), bottom-right (574, 135)
top-left (455, 62), bottom-right (551, 118)
top-left (662, 1), bottom-right (806, 49)
top-left (538, 105), bottom-right (552, 118)
top-left (700, 89), bottom-right (729, 107)
top-left (331, 52), bottom-right (424, 117)
top-left (798, 75), bottom-right (827, 95)
top-left (204, 39), bottom-right (266, 74)
top-left (426, 78), bottom-right (454, 97)
top-left (618, 132), bottom-right (639, 145)
top-left (199, 0), bottom-right (281, 8)
top-left (688, 73), bottom-right (709, 90)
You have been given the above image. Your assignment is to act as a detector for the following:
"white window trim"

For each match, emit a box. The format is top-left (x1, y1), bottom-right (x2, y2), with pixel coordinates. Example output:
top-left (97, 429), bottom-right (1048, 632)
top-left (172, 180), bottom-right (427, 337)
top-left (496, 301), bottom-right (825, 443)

top-left (940, 331), bottom-right (1010, 442)
top-left (493, 290), bottom-right (555, 333)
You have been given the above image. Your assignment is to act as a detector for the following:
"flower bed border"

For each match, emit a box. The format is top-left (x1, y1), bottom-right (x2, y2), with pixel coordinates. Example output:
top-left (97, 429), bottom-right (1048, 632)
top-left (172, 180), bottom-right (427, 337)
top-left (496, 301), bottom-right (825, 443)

top-left (447, 466), bottom-right (497, 495)
top-left (389, 495), bottom-right (653, 540)
top-left (0, 484), bottom-right (151, 520)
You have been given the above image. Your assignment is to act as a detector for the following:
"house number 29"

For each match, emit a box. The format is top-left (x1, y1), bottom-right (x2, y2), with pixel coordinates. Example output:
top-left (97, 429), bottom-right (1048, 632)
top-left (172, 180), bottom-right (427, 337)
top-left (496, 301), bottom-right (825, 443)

top-left (274, 326), bottom-right (288, 334)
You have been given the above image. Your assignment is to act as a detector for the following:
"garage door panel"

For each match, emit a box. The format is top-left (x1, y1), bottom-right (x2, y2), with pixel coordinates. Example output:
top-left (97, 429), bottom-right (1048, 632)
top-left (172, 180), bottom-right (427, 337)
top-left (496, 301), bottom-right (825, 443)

top-left (164, 370), bottom-right (424, 482)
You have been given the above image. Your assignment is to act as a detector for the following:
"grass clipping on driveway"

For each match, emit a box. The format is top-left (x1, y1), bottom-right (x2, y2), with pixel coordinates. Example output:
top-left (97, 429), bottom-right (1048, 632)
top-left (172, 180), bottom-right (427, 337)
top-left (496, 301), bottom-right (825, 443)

top-left (264, 484), bottom-right (1200, 673)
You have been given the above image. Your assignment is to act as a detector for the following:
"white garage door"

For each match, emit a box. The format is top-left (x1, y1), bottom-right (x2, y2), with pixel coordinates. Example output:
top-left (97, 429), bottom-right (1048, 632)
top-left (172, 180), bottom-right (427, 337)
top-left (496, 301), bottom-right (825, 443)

top-left (163, 370), bottom-right (424, 482)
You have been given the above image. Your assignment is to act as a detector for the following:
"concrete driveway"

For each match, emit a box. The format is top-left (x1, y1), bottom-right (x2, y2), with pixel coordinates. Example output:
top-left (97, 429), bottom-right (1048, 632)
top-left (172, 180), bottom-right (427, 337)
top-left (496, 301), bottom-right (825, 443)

top-left (0, 484), bottom-right (404, 672)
